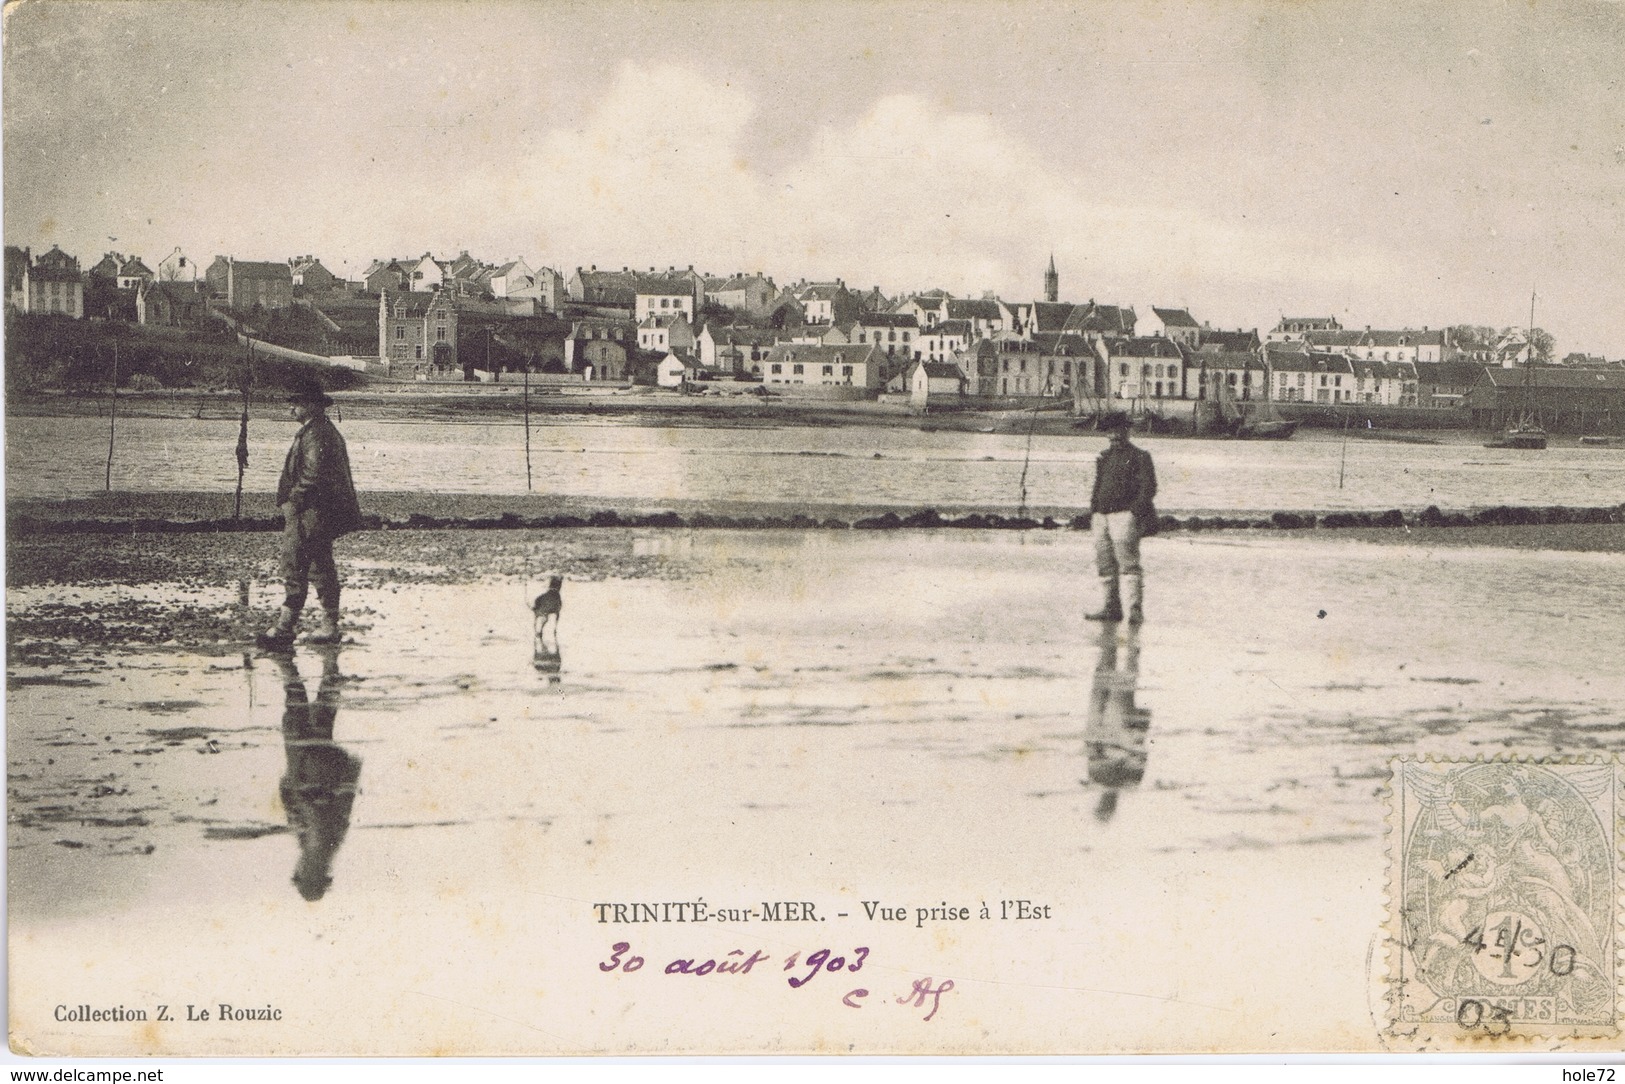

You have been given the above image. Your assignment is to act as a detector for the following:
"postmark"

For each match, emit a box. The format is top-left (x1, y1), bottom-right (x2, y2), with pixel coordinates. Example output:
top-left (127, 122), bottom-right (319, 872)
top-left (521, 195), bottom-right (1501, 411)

top-left (1388, 757), bottom-right (1620, 1041)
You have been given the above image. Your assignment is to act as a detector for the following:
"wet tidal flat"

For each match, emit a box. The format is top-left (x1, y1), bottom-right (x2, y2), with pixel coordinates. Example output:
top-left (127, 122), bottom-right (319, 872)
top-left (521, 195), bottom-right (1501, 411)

top-left (8, 528), bottom-right (1625, 1054)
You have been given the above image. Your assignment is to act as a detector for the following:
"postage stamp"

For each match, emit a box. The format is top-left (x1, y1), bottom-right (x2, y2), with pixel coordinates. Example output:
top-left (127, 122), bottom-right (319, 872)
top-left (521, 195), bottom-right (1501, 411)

top-left (1388, 757), bottom-right (1621, 1042)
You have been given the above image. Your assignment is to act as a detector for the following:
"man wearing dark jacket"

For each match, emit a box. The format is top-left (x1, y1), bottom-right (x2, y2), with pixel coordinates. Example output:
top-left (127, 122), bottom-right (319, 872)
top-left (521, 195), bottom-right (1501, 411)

top-left (1087, 412), bottom-right (1157, 624)
top-left (257, 378), bottom-right (362, 649)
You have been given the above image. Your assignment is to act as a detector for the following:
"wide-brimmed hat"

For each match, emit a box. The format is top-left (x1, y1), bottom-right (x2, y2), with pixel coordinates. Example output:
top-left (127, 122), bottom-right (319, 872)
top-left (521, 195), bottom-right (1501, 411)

top-left (286, 377), bottom-right (334, 407)
top-left (1098, 411), bottom-right (1132, 432)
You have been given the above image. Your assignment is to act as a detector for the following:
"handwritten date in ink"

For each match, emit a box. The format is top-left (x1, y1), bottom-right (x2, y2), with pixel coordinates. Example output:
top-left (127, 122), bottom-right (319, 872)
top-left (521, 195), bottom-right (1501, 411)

top-left (597, 942), bottom-right (954, 1020)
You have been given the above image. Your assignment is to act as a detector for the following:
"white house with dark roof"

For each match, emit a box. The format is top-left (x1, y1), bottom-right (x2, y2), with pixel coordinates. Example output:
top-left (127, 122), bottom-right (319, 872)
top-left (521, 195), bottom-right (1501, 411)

top-left (762, 343), bottom-right (883, 390)
top-left (1266, 346), bottom-right (1355, 403)
top-left (1103, 337), bottom-right (1187, 402)
top-left (1267, 315), bottom-right (1343, 342)
top-left (944, 297), bottom-right (1010, 340)
top-left (638, 314), bottom-right (695, 356)
top-left (850, 311), bottom-right (919, 358)
top-left (634, 273), bottom-right (696, 322)
top-left (1141, 306), bottom-right (1201, 347)
top-left (404, 253), bottom-right (447, 292)
top-left (907, 360), bottom-right (966, 407)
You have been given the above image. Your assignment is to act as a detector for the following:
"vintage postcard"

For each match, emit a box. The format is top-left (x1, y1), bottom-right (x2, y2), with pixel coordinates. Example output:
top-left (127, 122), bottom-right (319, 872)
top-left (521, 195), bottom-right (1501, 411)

top-left (6, 0), bottom-right (1624, 1060)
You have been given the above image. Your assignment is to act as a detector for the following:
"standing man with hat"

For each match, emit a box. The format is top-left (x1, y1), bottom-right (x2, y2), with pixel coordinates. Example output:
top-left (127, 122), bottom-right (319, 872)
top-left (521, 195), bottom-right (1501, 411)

top-left (257, 376), bottom-right (362, 650)
top-left (1086, 412), bottom-right (1157, 625)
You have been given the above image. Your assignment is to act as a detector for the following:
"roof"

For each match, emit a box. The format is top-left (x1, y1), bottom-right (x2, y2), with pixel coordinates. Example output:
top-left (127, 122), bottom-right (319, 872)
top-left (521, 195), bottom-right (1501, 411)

top-left (1266, 352), bottom-right (1355, 374)
top-left (923, 319), bottom-right (972, 337)
top-left (382, 290), bottom-right (455, 316)
top-left (1030, 301), bottom-right (1075, 332)
top-left (798, 283), bottom-right (849, 302)
top-left (857, 312), bottom-right (919, 329)
top-left (633, 273), bottom-right (692, 296)
top-left (1066, 302), bottom-right (1136, 335)
top-left (1414, 361), bottom-right (1491, 385)
top-left (1104, 337), bottom-right (1183, 359)
top-left (1151, 306), bottom-right (1199, 328)
top-left (1478, 368), bottom-right (1625, 390)
top-left (919, 362), bottom-right (963, 379)
top-left (764, 343), bottom-right (882, 366)
top-left (118, 258), bottom-right (153, 277)
top-left (1196, 351), bottom-right (1265, 371)
top-left (231, 260), bottom-right (292, 280)
top-left (946, 298), bottom-right (1004, 321)
top-left (1198, 329), bottom-right (1261, 352)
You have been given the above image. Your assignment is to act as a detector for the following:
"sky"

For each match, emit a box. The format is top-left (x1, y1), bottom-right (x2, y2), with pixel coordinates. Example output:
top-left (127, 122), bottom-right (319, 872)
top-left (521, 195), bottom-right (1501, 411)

top-left (4, 0), bottom-right (1623, 357)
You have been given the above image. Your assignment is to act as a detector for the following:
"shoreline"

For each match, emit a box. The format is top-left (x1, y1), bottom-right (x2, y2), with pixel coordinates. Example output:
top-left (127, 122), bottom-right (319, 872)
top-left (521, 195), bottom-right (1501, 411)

top-left (8, 491), bottom-right (1624, 550)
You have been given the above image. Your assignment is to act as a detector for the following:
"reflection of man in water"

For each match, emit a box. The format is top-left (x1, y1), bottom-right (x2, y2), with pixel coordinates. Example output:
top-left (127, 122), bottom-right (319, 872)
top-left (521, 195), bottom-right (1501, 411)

top-left (274, 647), bottom-right (361, 901)
top-left (1083, 627), bottom-right (1151, 823)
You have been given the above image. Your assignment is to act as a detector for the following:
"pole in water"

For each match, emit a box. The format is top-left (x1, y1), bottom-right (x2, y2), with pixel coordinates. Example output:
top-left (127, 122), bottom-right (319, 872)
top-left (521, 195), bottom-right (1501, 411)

top-left (524, 355), bottom-right (533, 492)
top-left (234, 343), bottom-right (252, 520)
top-left (105, 342), bottom-right (119, 491)
top-left (1338, 410), bottom-right (1350, 489)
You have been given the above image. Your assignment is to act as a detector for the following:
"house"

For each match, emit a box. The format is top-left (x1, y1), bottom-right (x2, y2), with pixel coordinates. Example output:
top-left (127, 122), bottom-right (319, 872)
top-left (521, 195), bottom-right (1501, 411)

top-left (1198, 328), bottom-right (1261, 353)
top-left (1267, 315), bottom-right (1343, 342)
top-left (157, 248), bottom-right (197, 282)
top-left (657, 352), bottom-right (704, 389)
top-left (1303, 327), bottom-right (1443, 365)
top-left (634, 273), bottom-right (697, 322)
top-left (113, 256), bottom-right (152, 291)
top-left (795, 280), bottom-right (860, 326)
top-left (1266, 347), bottom-right (1356, 403)
top-left (916, 319), bottom-right (972, 362)
top-left (568, 266), bottom-right (639, 308)
top-left (703, 273), bottom-right (777, 319)
top-left (565, 317), bottom-right (637, 380)
top-left (944, 297), bottom-right (1010, 340)
top-left (136, 279), bottom-right (210, 327)
top-left (1141, 307), bottom-right (1201, 348)
top-left (1102, 338), bottom-right (1187, 402)
top-left (1347, 359), bottom-right (1419, 405)
top-left (896, 293), bottom-right (948, 329)
top-left (206, 256), bottom-right (294, 311)
top-left (378, 290), bottom-right (458, 375)
top-left (1066, 301), bottom-right (1137, 340)
top-left (978, 333), bottom-right (1100, 399)
top-left (289, 256), bottom-right (338, 291)
top-left (849, 312), bottom-right (919, 359)
top-left (1192, 351), bottom-right (1268, 403)
top-left (697, 324), bottom-right (778, 376)
top-left (20, 246), bottom-right (85, 318)
top-left (761, 343), bottom-right (883, 390)
top-left (404, 253), bottom-right (447, 292)
top-left (638, 314), bottom-right (695, 356)
top-left (488, 259), bottom-right (535, 299)
top-left (4, 246), bottom-right (28, 311)
top-left (363, 259), bottom-right (411, 294)
top-left (1413, 361), bottom-right (1490, 408)
top-left (907, 360), bottom-right (965, 408)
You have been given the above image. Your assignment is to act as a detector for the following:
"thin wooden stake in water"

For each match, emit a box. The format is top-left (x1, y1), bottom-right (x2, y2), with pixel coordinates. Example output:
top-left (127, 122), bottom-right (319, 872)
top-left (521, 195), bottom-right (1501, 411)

top-left (234, 342), bottom-right (252, 520)
top-left (105, 342), bottom-right (119, 491)
top-left (524, 358), bottom-right (533, 492)
top-left (1016, 403), bottom-right (1040, 520)
top-left (1338, 410), bottom-right (1351, 489)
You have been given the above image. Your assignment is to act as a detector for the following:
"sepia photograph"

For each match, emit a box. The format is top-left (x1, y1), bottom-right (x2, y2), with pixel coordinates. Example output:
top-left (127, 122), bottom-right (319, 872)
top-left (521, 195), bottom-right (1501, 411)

top-left (5, 0), bottom-right (1625, 1061)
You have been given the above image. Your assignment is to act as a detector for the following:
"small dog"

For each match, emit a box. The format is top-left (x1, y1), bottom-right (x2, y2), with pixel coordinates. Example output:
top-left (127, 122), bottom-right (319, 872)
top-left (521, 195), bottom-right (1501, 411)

top-left (532, 574), bottom-right (564, 655)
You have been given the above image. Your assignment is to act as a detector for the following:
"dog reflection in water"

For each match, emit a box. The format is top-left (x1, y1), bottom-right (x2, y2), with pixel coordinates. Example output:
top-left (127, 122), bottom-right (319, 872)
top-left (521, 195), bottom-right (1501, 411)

top-left (1083, 626), bottom-right (1151, 824)
top-left (273, 646), bottom-right (361, 900)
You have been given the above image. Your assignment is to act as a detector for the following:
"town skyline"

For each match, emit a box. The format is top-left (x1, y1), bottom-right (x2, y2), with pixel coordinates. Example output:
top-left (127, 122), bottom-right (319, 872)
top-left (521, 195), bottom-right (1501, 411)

top-left (5, 0), bottom-right (1623, 357)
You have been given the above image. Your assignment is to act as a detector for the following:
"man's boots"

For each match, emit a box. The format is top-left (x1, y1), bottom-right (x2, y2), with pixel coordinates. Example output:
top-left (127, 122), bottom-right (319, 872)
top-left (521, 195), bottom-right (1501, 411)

top-left (307, 608), bottom-right (342, 644)
top-left (256, 606), bottom-right (299, 651)
top-left (1085, 579), bottom-right (1123, 622)
top-left (1124, 573), bottom-right (1144, 626)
